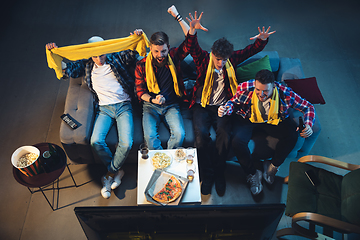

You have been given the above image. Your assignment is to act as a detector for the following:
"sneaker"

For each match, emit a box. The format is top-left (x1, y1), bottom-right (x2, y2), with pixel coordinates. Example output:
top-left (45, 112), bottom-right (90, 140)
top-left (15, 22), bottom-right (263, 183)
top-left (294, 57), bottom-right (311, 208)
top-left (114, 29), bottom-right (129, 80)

top-left (247, 170), bottom-right (263, 195)
top-left (263, 161), bottom-right (279, 185)
top-left (111, 169), bottom-right (125, 190)
top-left (101, 175), bottom-right (113, 199)
top-left (215, 175), bottom-right (226, 197)
top-left (201, 178), bottom-right (214, 195)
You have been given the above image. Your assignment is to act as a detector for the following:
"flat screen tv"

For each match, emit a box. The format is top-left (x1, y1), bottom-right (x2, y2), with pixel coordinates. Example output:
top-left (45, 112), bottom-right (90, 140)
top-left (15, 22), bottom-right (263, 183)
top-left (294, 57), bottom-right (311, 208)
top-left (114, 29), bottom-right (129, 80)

top-left (74, 204), bottom-right (285, 240)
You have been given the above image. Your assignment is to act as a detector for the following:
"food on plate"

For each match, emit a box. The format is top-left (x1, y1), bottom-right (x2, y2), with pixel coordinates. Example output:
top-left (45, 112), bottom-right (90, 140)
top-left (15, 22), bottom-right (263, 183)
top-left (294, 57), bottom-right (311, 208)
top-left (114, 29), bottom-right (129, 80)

top-left (152, 152), bottom-right (172, 169)
top-left (175, 148), bottom-right (186, 161)
top-left (153, 175), bottom-right (183, 203)
top-left (17, 153), bottom-right (38, 168)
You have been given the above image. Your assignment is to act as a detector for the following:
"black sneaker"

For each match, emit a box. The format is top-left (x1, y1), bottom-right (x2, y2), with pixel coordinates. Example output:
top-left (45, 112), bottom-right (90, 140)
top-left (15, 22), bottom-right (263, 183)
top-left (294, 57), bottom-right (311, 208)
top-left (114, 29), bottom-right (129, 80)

top-left (246, 170), bottom-right (263, 195)
top-left (201, 178), bottom-right (214, 195)
top-left (215, 175), bottom-right (226, 196)
top-left (263, 161), bottom-right (279, 185)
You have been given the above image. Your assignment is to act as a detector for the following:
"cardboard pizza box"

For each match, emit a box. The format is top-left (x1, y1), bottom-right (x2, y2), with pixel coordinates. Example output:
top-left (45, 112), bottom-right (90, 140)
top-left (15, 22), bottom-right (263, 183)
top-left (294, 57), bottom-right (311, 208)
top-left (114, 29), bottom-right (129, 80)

top-left (145, 169), bottom-right (189, 206)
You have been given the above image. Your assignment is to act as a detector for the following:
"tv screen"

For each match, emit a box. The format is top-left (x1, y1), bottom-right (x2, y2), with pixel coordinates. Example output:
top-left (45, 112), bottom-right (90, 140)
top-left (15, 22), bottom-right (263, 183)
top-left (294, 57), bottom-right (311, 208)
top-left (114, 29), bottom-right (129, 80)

top-left (74, 204), bottom-right (285, 240)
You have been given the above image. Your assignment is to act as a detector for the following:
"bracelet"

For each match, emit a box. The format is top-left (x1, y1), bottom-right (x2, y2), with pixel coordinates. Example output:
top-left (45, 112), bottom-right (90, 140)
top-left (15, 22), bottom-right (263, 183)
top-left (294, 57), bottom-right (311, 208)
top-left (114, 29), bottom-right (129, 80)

top-left (175, 13), bottom-right (182, 22)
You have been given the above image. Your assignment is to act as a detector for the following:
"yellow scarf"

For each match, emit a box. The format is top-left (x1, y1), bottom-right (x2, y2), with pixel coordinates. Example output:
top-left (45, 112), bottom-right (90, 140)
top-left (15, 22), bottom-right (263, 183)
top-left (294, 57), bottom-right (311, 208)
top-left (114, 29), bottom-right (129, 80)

top-left (145, 53), bottom-right (182, 97)
top-left (201, 52), bottom-right (238, 107)
top-left (249, 86), bottom-right (281, 125)
top-left (46, 33), bottom-right (150, 79)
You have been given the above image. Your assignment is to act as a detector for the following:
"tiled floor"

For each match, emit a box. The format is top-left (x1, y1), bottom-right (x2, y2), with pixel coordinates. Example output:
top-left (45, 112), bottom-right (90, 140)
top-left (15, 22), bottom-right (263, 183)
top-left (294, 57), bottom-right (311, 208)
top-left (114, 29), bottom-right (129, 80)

top-left (1, 0), bottom-right (360, 239)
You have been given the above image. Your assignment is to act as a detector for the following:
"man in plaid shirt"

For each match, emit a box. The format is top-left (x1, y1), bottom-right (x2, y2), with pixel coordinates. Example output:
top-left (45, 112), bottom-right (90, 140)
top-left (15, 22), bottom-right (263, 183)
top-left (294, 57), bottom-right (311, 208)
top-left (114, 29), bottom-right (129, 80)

top-left (46, 30), bottom-right (143, 199)
top-left (182, 11), bottom-right (274, 196)
top-left (135, 31), bottom-right (189, 150)
top-left (219, 69), bottom-right (315, 195)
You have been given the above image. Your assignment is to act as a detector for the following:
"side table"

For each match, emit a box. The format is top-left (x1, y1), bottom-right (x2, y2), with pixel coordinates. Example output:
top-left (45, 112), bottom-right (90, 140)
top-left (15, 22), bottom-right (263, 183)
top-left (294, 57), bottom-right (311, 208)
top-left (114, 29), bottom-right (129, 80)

top-left (13, 142), bottom-right (77, 211)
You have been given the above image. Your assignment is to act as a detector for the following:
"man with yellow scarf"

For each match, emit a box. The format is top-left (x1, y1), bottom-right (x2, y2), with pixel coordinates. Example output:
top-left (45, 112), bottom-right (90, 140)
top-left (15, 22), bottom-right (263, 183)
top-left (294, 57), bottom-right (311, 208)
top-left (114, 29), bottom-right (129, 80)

top-left (219, 69), bottom-right (315, 196)
top-left (171, 9), bottom-right (274, 196)
top-left (46, 29), bottom-right (145, 199)
top-left (135, 31), bottom-right (189, 150)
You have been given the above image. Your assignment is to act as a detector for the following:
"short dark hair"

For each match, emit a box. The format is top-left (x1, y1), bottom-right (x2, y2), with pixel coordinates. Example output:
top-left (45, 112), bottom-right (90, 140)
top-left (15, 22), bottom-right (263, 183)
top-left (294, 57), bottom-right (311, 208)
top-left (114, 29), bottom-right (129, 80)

top-left (211, 37), bottom-right (234, 59)
top-left (255, 69), bottom-right (275, 84)
top-left (150, 31), bottom-right (169, 46)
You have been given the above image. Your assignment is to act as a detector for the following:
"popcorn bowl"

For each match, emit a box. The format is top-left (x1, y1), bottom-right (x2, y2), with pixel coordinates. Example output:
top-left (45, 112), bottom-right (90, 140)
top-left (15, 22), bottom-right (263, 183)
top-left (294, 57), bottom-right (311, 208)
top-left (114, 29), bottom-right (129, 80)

top-left (11, 146), bottom-right (41, 177)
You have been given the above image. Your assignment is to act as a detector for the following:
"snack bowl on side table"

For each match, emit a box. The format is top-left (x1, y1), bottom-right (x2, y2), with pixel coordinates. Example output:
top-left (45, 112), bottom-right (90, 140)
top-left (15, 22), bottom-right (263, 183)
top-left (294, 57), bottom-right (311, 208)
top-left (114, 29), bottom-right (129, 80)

top-left (174, 147), bottom-right (186, 162)
top-left (151, 152), bottom-right (173, 169)
top-left (11, 146), bottom-right (41, 177)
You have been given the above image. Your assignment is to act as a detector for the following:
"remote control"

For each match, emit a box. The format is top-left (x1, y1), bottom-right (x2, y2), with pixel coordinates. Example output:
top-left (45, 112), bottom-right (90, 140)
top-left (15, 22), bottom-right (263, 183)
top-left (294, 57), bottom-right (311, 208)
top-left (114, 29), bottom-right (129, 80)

top-left (60, 113), bottom-right (78, 129)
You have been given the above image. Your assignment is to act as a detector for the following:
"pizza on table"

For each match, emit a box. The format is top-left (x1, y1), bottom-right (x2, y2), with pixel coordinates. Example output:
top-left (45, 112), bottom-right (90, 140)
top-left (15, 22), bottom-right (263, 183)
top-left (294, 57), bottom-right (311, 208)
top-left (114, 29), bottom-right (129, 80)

top-left (153, 175), bottom-right (183, 203)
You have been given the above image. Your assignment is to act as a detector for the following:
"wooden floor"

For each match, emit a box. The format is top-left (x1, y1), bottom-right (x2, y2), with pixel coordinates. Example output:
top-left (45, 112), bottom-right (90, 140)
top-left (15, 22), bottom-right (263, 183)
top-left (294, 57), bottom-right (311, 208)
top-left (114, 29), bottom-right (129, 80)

top-left (1, 0), bottom-right (360, 239)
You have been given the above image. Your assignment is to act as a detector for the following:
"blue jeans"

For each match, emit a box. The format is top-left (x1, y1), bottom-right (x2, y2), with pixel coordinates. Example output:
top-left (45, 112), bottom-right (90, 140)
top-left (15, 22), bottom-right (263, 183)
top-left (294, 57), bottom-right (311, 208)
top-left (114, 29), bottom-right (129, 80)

top-left (142, 102), bottom-right (185, 150)
top-left (90, 101), bottom-right (134, 173)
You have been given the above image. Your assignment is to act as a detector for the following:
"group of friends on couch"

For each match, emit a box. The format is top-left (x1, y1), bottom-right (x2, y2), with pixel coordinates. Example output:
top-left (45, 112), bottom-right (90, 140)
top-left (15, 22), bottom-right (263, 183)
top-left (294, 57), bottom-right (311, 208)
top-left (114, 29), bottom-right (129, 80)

top-left (46, 5), bottom-right (316, 199)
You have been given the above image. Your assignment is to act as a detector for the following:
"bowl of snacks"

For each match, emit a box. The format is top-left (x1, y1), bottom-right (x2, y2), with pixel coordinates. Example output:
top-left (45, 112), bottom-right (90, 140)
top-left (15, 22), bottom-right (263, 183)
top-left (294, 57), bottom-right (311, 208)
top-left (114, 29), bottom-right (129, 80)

top-left (151, 152), bottom-right (172, 169)
top-left (174, 147), bottom-right (186, 162)
top-left (11, 146), bottom-right (41, 177)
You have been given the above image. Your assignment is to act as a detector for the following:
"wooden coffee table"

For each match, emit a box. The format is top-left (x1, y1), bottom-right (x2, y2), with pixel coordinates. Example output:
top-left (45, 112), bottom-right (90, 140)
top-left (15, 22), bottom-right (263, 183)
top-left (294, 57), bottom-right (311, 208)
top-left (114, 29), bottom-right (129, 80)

top-left (137, 149), bottom-right (201, 205)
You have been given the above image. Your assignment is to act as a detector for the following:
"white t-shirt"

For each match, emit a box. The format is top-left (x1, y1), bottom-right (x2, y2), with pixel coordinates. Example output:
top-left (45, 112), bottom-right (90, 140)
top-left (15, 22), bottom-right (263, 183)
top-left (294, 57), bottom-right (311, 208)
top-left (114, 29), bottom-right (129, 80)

top-left (91, 63), bottom-right (130, 106)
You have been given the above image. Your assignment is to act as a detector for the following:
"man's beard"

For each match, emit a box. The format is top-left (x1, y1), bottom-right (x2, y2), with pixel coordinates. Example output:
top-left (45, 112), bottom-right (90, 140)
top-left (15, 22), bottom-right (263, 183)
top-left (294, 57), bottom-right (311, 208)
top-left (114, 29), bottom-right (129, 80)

top-left (153, 56), bottom-right (168, 68)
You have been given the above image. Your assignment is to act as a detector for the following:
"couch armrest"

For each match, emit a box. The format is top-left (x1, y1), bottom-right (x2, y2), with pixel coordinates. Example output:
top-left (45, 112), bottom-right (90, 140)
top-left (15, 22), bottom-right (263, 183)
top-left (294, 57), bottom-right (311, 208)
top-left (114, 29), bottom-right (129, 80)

top-left (60, 77), bottom-right (97, 164)
top-left (277, 57), bottom-right (305, 82)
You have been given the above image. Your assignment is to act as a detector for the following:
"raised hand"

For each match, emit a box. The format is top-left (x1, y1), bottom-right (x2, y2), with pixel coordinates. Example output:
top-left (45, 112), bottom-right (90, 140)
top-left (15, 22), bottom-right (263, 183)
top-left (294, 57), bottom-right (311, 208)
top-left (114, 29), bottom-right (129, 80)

top-left (167, 5), bottom-right (179, 18)
top-left (250, 26), bottom-right (276, 41)
top-left (46, 42), bottom-right (58, 50)
top-left (130, 29), bottom-right (143, 36)
top-left (186, 11), bottom-right (208, 33)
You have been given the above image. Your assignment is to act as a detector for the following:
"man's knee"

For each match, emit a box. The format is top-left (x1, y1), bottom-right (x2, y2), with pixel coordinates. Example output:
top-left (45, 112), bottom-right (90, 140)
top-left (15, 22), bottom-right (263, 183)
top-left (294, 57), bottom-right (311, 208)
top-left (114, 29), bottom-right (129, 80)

top-left (90, 135), bottom-right (105, 148)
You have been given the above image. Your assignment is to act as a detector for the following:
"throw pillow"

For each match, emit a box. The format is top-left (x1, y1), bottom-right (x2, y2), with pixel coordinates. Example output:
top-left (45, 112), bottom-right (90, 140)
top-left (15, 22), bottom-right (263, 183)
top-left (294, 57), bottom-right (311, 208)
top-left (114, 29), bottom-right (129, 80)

top-left (236, 55), bottom-right (272, 83)
top-left (284, 77), bottom-right (326, 104)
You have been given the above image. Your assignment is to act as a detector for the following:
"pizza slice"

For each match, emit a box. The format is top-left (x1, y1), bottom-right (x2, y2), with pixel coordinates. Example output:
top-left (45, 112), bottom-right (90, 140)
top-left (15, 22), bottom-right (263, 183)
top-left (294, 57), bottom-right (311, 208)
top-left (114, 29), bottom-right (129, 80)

top-left (152, 175), bottom-right (183, 203)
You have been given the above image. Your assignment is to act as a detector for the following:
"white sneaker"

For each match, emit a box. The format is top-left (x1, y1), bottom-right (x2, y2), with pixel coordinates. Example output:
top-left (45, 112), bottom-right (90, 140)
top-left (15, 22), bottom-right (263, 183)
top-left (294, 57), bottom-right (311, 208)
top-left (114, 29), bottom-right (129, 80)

top-left (101, 175), bottom-right (113, 199)
top-left (263, 161), bottom-right (279, 185)
top-left (111, 169), bottom-right (125, 190)
top-left (247, 170), bottom-right (263, 195)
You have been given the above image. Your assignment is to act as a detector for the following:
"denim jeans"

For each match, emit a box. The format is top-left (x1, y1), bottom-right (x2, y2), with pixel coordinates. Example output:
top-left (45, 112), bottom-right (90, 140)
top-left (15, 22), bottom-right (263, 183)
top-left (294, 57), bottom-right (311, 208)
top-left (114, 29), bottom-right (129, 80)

top-left (90, 101), bottom-right (134, 173)
top-left (142, 102), bottom-right (185, 150)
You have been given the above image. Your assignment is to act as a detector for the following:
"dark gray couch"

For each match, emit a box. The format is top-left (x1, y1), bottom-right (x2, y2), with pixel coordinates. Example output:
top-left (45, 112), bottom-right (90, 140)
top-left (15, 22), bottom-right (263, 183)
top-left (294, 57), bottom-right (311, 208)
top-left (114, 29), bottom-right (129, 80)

top-left (59, 51), bottom-right (321, 165)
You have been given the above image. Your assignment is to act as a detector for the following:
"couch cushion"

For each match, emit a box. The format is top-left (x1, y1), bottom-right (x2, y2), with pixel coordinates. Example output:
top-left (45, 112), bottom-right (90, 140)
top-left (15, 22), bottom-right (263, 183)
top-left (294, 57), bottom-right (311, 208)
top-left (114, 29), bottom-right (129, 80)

top-left (284, 77), bottom-right (326, 104)
top-left (286, 162), bottom-right (342, 221)
top-left (341, 168), bottom-right (360, 225)
top-left (236, 55), bottom-right (272, 83)
top-left (237, 51), bottom-right (279, 72)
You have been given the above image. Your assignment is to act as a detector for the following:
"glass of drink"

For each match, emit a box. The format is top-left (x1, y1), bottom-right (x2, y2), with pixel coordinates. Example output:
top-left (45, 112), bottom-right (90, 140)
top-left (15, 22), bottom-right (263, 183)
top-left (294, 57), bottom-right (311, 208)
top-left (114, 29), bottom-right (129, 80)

top-left (186, 163), bottom-right (196, 182)
top-left (139, 143), bottom-right (149, 160)
top-left (186, 147), bottom-right (195, 164)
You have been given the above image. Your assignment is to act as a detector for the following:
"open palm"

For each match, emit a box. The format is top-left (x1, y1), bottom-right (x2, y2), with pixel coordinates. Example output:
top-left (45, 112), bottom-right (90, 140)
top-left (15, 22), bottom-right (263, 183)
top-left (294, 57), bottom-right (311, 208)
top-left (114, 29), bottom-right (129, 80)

top-left (250, 26), bottom-right (276, 40)
top-left (187, 11), bottom-right (208, 32)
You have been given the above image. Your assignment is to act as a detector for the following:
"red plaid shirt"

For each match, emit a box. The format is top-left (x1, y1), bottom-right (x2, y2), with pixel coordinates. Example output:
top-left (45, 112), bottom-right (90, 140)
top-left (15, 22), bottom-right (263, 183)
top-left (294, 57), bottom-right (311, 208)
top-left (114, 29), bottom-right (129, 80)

top-left (135, 38), bottom-right (189, 102)
top-left (185, 33), bottom-right (268, 108)
top-left (225, 80), bottom-right (316, 127)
